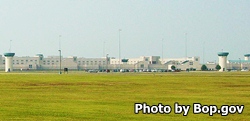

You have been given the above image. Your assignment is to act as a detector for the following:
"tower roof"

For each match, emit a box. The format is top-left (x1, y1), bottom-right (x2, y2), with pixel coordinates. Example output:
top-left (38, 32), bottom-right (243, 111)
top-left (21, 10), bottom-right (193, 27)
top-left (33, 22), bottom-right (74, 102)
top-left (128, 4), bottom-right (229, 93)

top-left (217, 52), bottom-right (229, 56)
top-left (244, 54), bottom-right (250, 57)
top-left (4, 53), bottom-right (15, 57)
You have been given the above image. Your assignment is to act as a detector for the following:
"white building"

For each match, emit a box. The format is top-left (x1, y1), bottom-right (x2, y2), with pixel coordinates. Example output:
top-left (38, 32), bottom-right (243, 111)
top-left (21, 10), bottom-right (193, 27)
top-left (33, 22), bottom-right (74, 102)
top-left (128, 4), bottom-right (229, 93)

top-left (1, 52), bottom-right (249, 72)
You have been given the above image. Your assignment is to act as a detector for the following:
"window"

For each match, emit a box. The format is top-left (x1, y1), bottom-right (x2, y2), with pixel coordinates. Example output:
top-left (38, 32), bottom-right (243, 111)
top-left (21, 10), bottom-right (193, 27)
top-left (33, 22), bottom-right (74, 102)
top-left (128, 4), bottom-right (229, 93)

top-left (29, 65), bottom-right (32, 68)
top-left (190, 62), bottom-right (193, 65)
top-left (195, 58), bottom-right (198, 61)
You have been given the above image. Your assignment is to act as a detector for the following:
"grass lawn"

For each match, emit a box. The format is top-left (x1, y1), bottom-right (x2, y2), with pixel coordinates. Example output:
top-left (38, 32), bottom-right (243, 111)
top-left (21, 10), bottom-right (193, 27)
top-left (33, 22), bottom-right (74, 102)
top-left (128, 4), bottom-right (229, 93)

top-left (0, 72), bottom-right (249, 120)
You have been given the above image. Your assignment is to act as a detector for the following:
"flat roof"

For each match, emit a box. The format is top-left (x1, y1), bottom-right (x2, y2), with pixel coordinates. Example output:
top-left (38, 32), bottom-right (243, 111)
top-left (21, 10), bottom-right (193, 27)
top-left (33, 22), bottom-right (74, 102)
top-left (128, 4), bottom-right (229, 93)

top-left (228, 60), bottom-right (250, 63)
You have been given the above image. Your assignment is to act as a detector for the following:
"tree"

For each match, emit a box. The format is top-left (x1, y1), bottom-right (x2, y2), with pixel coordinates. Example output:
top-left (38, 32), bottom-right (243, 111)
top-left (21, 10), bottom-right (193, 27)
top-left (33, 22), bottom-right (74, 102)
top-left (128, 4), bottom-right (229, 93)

top-left (201, 64), bottom-right (208, 71)
top-left (215, 64), bottom-right (221, 71)
top-left (171, 65), bottom-right (176, 70)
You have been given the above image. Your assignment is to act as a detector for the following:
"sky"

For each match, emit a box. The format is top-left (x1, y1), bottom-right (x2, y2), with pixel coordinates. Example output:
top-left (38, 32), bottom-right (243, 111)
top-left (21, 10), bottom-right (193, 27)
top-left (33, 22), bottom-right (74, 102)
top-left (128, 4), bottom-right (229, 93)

top-left (0, 0), bottom-right (249, 63)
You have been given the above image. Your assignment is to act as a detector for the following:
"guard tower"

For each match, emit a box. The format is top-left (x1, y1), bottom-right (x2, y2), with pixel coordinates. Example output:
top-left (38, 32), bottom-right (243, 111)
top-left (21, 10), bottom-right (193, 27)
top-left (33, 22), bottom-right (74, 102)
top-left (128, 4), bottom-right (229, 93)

top-left (217, 52), bottom-right (229, 72)
top-left (4, 53), bottom-right (15, 72)
top-left (244, 54), bottom-right (250, 60)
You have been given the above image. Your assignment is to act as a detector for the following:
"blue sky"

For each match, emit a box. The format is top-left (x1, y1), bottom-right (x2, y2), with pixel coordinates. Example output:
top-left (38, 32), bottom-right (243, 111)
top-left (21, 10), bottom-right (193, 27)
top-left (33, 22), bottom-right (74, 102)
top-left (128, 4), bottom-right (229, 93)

top-left (0, 0), bottom-right (249, 63)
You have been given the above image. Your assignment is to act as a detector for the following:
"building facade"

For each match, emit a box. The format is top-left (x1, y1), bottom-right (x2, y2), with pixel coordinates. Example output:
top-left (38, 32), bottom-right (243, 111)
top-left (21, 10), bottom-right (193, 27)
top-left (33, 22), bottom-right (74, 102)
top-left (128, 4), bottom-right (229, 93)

top-left (1, 53), bottom-right (249, 72)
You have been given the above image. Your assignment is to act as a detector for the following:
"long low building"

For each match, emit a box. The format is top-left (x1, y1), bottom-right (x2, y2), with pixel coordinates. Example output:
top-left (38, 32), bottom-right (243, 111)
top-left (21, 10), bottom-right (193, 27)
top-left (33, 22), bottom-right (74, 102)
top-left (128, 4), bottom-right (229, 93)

top-left (0, 53), bottom-right (249, 72)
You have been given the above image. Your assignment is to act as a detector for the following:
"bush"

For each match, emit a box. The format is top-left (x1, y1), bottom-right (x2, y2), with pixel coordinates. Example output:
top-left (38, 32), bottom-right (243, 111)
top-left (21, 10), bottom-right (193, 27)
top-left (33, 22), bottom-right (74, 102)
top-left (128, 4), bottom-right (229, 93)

top-left (171, 65), bottom-right (176, 70)
top-left (201, 64), bottom-right (208, 71)
top-left (215, 65), bottom-right (221, 71)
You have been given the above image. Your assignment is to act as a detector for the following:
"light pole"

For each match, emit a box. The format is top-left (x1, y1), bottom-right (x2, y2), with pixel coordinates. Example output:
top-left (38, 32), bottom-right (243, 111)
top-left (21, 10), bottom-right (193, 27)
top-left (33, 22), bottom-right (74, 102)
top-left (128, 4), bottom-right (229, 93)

top-left (118, 29), bottom-right (122, 71)
top-left (185, 33), bottom-right (187, 59)
top-left (59, 35), bottom-right (62, 74)
top-left (9, 40), bottom-right (12, 52)
top-left (59, 50), bottom-right (62, 74)
top-left (106, 54), bottom-right (109, 73)
top-left (239, 58), bottom-right (241, 70)
top-left (162, 38), bottom-right (164, 64)
top-left (103, 41), bottom-right (105, 57)
top-left (203, 42), bottom-right (205, 64)
top-left (185, 33), bottom-right (189, 71)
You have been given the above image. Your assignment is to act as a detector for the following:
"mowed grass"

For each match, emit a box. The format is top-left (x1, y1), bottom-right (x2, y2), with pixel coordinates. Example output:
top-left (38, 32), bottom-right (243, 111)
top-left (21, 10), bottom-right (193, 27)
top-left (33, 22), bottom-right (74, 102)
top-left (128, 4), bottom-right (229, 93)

top-left (0, 72), bottom-right (249, 120)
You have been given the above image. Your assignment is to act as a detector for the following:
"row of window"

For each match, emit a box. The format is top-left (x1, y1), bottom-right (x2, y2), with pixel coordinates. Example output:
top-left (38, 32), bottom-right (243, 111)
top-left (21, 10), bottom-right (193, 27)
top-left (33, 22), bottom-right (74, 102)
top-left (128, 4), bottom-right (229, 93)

top-left (78, 61), bottom-right (106, 65)
top-left (2, 63), bottom-right (32, 65)
top-left (43, 60), bottom-right (59, 63)
top-left (43, 63), bottom-right (56, 65)
top-left (78, 61), bottom-right (105, 63)
top-left (1, 62), bottom-right (195, 66)
top-left (1, 60), bottom-right (38, 62)
top-left (112, 61), bottom-right (138, 63)
top-left (14, 60), bottom-right (37, 62)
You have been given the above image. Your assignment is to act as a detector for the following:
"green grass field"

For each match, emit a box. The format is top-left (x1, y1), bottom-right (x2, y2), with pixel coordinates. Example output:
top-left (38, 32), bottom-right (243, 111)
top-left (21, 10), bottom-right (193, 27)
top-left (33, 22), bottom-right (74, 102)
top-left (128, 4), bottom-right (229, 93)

top-left (0, 72), bottom-right (249, 120)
